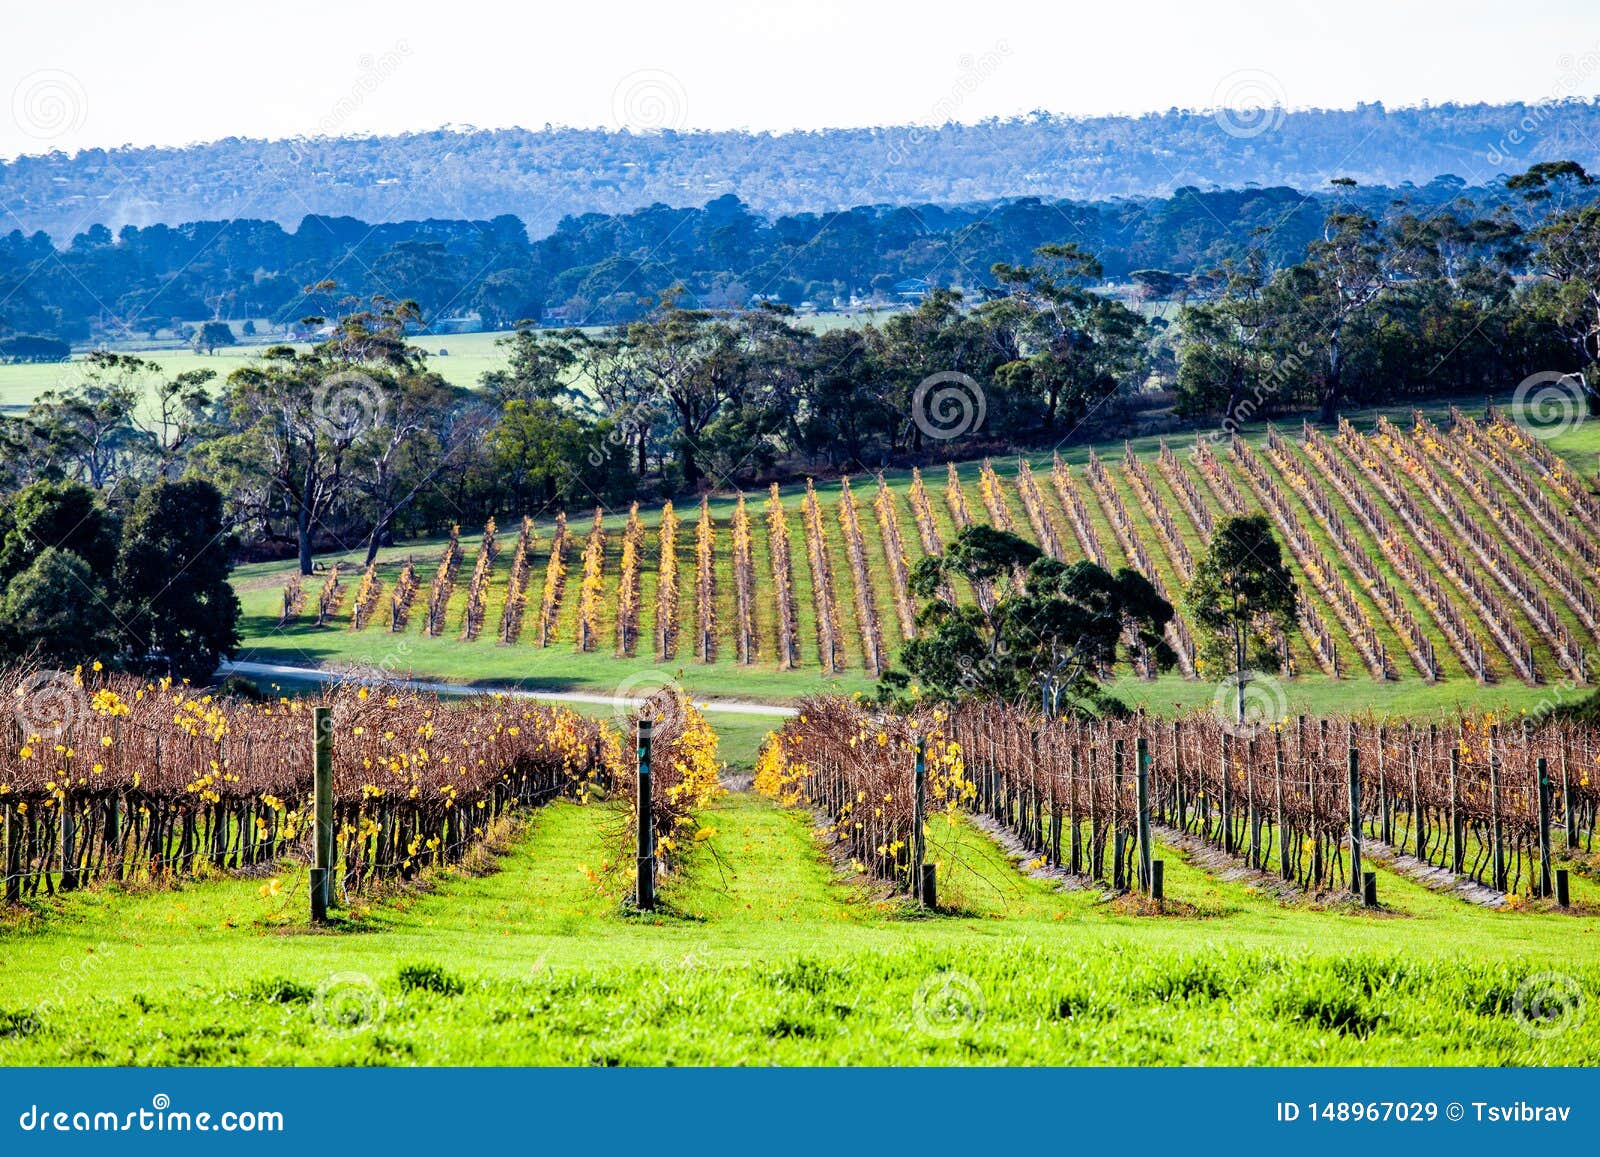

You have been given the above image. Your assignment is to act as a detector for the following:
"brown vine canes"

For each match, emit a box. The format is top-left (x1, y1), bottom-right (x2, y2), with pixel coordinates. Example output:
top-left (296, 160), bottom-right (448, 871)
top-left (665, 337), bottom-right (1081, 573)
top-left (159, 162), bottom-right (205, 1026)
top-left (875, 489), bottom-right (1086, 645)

top-left (423, 524), bottom-right (463, 638)
top-left (498, 517), bottom-right (537, 644)
top-left (278, 573), bottom-right (306, 627)
top-left (765, 484), bottom-right (801, 669)
top-left (1342, 419), bottom-right (1538, 684)
top-left (1049, 453), bottom-right (1110, 568)
top-left (1013, 459), bottom-right (1065, 562)
top-left (944, 463), bottom-right (995, 612)
top-left (1265, 428), bottom-right (1437, 681)
top-left (1049, 453), bottom-right (1128, 677)
top-left (1083, 449), bottom-right (1195, 678)
top-left (906, 468), bottom-right (957, 607)
top-left (1162, 439), bottom-right (1292, 674)
top-left (350, 563), bottom-right (384, 631)
top-left (1300, 422), bottom-right (1488, 681)
top-left (1415, 412), bottom-right (1600, 658)
top-left (315, 564), bottom-right (346, 626)
top-left (753, 697), bottom-right (1600, 902)
top-left (1486, 407), bottom-right (1600, 538)
top-left (1190, 436), bottom-right (1251, 516)
top-left (801, 479), bottom-right (846, 675)
top-left (838, 477), bottom-right (886, 676)
top-left (1230, 436), bottom-right (1381, 679)
top-left (1450, 406), bottom-right (1600, 576)
top-left (0, 670), bottom-right (617, 902)
top-left (1156, 440), bottom-right (1217, 537)
top-left (388, 560), bottom-right (419, 632)
top-left (873, 475), bottom-right (918, 642)
top-left (1377, 417), bottom-right (1580, 682)
top-left (978, 460), bottom-right (1030, 590)
top-left (754, 696), bottom-right (970, 897)
top-left (459, 517), bottom-right (499, 641)
top-left (1121, 444), bottom-right (1196, 582)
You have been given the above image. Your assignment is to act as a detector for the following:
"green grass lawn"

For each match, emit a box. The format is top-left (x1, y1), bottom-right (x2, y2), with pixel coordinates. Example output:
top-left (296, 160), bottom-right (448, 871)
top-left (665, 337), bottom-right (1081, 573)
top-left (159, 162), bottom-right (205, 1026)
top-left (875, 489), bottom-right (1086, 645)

top-left (1, 789), bottom-right (1594, 1065)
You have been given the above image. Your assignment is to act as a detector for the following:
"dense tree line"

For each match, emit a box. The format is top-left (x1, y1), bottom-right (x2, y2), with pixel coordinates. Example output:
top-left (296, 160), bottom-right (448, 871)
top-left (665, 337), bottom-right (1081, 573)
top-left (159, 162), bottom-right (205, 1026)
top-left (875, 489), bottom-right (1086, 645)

top-left (6, 101), bottom-right (1600, 241)
top-left (0, 177), bottom-right (1585, 344)
top-left (2, 165), bottom-right (1596, 624)
top-left (1173, 164), bottom-right (1598, 423)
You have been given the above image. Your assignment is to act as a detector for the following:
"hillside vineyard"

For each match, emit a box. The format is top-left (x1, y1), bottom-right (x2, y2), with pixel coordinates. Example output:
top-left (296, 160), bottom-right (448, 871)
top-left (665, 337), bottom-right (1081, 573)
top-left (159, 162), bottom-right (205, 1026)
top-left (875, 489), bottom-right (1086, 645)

top-left (281, 409), bottom-right (1600, 688)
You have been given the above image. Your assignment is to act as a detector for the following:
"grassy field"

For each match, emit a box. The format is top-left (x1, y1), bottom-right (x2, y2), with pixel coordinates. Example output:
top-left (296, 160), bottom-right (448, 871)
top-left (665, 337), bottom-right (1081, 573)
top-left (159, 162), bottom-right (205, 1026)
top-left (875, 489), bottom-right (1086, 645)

top-left (2, 788), bottom-right (1594, 1065)
top-left (0, 331), bottom-right (512, 409)
top-left (230, 397), bottom-right (1600, 719)
top-left (0, 313), bottom-right (908, 413)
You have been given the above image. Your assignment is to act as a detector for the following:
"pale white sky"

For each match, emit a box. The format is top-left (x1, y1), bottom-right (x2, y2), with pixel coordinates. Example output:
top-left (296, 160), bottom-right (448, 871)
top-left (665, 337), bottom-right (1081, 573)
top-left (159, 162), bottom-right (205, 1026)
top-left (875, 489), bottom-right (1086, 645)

top-left (2, 0), bottom-right (1596, 159)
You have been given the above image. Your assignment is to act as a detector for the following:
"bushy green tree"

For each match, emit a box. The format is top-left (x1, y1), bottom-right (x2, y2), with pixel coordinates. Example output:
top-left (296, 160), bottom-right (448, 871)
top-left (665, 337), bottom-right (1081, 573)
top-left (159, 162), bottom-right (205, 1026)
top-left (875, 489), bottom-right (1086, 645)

top-left (114, 479), bottom-right (241, 682)
top-left (1184, 513), bottom-right (1297, 720)
top-left (0, 479), bottom-right (119, 589)
top-left (2, 547), bottom-right (118, 666)
top-left (893, 525), bottom-right (1173, 715)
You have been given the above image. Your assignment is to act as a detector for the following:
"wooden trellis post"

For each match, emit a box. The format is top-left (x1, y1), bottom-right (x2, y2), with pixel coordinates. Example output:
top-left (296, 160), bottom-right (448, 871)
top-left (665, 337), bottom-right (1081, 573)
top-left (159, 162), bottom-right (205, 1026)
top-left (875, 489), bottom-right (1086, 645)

top-left (913, 736), bottom-right (935, 908)
top-left (1537, 756), bottom-right (1554, 899)
top-left (60, 799), bottom-right (77, 892)
top-left (1112, 736), bottom-right (1126, 891)
top-left (4, 803), bottom-right (19, 905)
top-left (1136, 735), bottom-right (1153, 895)
top-left (310, 705), bottom-right (334, 923)
top-left (1489, 725), bottom-right (1506, 892)
top-left (1449, 746), bottom-right (1464, 874)
top-left (1347, 724), bottom-right (1364, 901)
top-left (636, 717), bottom-right (655, 912)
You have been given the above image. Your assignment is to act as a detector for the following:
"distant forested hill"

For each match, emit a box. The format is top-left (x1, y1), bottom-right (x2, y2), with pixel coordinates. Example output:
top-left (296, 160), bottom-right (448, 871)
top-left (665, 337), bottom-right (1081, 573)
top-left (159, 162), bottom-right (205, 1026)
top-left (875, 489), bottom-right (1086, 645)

top-left (5, 101), bottom-right (1599, 241)
top-left (0, 178), bottom-right (1548, 343)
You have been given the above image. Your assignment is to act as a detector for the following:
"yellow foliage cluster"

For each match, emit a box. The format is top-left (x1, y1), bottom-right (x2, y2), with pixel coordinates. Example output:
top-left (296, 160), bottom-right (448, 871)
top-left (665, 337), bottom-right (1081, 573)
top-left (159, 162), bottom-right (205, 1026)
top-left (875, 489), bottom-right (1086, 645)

top-left (730, 493), bottom-right (757, 663)
top-left (615, 503), bottom-right (644, 656)
top-left (538, 512), bottom-right (569, 646)
top-left (765, 484), bottom-right (800, 667)
top-left (656, 501), bottom-right (680, 659)
top-left (576, 509), bottom-right (607, 653)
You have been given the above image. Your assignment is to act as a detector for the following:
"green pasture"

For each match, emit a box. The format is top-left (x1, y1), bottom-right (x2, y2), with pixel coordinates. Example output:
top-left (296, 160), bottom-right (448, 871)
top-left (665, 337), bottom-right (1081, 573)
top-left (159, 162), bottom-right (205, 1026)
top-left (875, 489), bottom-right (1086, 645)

top-left (1, 788), bottom-right (1594, 1065)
